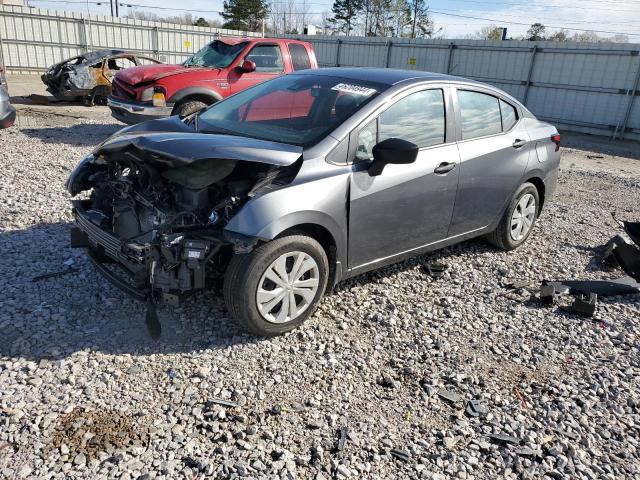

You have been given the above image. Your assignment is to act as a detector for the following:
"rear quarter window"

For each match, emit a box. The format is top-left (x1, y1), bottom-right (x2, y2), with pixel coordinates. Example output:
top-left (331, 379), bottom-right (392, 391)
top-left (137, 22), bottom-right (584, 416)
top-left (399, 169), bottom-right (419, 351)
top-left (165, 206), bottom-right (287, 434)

top-left (288, 44), bottom-right (311, 71)
top-left (500, 99), bottom-right (518, 131)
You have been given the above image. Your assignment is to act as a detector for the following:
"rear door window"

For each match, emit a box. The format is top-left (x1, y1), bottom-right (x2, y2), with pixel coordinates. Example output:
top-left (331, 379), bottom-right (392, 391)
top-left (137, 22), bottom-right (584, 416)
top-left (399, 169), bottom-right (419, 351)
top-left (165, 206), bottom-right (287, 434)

top-left (458, 90), bottom-right (502, 140)
top-left (246, 44), bottom-right (284, 73)
top-left (288, 44), bottom-right (311, 71)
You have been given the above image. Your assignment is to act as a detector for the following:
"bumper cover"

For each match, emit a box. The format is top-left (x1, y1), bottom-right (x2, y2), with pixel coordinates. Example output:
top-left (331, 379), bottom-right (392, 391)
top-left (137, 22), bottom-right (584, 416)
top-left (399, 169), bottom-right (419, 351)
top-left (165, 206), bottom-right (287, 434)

top-left (0, 104), bottom-right (16, 128)
top-left (108, 96), bottom-right (173, 124)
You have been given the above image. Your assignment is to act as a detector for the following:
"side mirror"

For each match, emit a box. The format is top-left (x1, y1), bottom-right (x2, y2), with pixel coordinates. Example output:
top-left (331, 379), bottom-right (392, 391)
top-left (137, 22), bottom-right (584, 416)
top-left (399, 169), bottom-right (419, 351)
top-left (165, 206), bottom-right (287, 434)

top-left (240, 59), bottom-right (256, 73)
top-left (368, 138), bottom-right (419, 176)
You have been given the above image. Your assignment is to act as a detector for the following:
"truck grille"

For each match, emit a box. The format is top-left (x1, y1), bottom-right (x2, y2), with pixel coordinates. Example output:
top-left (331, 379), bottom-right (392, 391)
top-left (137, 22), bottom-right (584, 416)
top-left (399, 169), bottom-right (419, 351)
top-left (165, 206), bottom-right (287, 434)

top-left (111, 78), bottom-right (136, 101)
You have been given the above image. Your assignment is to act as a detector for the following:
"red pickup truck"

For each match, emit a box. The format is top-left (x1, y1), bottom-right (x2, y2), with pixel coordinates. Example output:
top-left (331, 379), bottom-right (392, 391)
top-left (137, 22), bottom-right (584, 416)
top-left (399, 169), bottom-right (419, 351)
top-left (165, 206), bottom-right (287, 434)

top-left (108, 37), bottom-right (317, 124)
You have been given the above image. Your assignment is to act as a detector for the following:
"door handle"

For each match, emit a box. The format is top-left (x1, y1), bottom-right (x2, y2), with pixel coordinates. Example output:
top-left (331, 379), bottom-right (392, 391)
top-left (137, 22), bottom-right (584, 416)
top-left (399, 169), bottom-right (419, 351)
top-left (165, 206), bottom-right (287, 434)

top-left (512, 139), bottom-right (527, 148)
top-left (434, 162), bottom-right (456, 174)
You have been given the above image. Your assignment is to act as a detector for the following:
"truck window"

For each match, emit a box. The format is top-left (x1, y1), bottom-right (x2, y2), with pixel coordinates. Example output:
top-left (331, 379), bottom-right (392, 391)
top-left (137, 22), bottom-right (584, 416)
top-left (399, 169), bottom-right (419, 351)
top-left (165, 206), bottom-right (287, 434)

top-left (288, 44), bottom-right (311, 71)
top-left (246, 45), bottom-right (284, 73)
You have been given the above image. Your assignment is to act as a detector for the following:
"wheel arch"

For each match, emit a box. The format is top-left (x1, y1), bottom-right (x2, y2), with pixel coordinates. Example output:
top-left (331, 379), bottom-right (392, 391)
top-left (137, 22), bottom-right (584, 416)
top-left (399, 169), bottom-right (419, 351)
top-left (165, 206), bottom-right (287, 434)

top-left (168, 87), bottom-right (222, 110)
top-left (523, 176), bottom-right (546, 213)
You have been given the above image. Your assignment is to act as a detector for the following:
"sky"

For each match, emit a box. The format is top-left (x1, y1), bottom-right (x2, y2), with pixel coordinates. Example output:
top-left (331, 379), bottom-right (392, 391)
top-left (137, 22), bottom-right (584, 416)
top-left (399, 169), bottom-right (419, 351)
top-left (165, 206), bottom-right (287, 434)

top-left (23, 0), bottom-right (640, 40)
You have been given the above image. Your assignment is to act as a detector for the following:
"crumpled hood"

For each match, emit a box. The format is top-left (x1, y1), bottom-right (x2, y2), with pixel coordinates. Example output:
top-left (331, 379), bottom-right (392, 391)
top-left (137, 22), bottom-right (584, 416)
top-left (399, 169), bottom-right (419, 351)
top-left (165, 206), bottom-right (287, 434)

top-left (95, 116), bottom-right (303, 167)
top-left (116, 64), bottom-right (219, 85)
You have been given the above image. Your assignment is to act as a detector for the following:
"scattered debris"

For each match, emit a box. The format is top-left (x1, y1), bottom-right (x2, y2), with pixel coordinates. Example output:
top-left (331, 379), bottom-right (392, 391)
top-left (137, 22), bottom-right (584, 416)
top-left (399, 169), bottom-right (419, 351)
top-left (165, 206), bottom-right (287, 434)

top-left (31, 267), bottom-right (79, 282)
top-left (487, 433), bottom-right (521, 445)
top-left (182, 456), bottom-right (208, 472)
top-left (571, 293), bottom-right (597, 317)
top-left (515, 447), bottom-right (542, 457)
top-left (336, 426), bottom-right (349, 452)
top-left (438, 389), bottom-right (463, 404)
top-left (543, 278), bottom-right (639, 297)
top-left (513, 387), bottom-right (528, 410)
top-left (465, 399), bottom-right (489, 417)
top-left (206, 397), bottom-right (239, 409)
top-left (586, 154), bottom-right (604, 159)
top-left (390, 448), bottom-right (411, 462)
top-left (166, 368), bottom-right (177, 379)
top-left (612, 213), bottom-right (640, 246)
top-left (504, 279), bottom-right (534, 290)
top-left (423, 262), bottom-right (448, 278)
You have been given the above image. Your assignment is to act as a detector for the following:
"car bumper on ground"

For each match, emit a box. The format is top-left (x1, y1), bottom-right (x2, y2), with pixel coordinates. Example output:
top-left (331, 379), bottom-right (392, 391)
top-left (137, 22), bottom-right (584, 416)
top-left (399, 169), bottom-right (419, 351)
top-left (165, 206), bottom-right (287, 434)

top-left (107, 97), bottom-right (173, 124)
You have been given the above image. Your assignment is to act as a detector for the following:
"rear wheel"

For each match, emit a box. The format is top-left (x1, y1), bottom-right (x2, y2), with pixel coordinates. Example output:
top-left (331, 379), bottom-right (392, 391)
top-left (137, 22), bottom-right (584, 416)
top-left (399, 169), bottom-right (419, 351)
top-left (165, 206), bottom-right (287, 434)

top-left (487, 182), bottom-right (539, 250)
top-left (174, 99), bottom-right (209, 118)
top-left (223, 235), bottom-right (329, 336)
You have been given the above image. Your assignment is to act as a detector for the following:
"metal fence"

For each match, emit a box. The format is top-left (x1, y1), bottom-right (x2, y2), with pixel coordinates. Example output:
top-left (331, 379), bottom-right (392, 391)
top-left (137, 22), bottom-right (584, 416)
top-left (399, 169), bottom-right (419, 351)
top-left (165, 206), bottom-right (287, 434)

top-left (286, 35), bottom-right (640, 140)
top-left (0, 5), bottom-right (260, 72)
top-left (1, 5), bottom-right (639, 140)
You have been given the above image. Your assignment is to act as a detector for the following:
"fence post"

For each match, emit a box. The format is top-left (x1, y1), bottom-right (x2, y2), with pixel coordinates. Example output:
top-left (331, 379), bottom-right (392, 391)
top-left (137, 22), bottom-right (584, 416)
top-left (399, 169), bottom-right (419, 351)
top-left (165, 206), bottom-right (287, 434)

top-left (152, 26), bottom-right (159, 60)
top-left (0, 16), bottom-right (6, 72)
top-left (385, 40), bottom-right (392, 68)
top-left (335, 39), bottom-right (342, 67)
top-left (446, 42), bottom-right (455, 74)
top-left (523, 45), bottom-right (538, 106)
top-left (618, 58), bottom-right (640, 140)
top-left (56, 16), bottom-right (65, 60)
top-left (78, 18), bottom-right (89, 53)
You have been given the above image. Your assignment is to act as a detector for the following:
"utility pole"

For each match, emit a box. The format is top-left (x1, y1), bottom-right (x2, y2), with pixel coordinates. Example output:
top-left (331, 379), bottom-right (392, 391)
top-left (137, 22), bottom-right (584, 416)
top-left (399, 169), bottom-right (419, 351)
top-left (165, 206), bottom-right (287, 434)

top-left (115, 1), bottom-right (119, 17)
top-left (109, 0), bottom-right (114, 16)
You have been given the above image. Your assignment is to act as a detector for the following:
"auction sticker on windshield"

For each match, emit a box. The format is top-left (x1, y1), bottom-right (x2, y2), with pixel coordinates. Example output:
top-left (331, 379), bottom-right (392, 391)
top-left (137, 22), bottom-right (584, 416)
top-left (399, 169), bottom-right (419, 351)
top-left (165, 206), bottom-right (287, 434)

top-left (331, 83), bottom-right (377, 97)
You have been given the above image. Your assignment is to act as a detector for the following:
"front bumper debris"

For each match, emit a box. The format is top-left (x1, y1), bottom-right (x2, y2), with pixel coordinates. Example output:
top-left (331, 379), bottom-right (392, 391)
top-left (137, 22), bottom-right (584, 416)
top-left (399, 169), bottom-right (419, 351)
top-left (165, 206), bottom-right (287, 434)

top-left (108, 96), bottom-right (173, 124)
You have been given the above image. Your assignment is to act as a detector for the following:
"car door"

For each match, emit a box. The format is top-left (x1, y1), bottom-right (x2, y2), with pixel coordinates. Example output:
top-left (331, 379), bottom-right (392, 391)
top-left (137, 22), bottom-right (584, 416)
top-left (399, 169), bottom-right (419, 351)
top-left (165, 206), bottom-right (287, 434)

top-left (348, 86), bottom-right (460, 269)
top-left (228, 43), bottom-right (285, 95)
top-left (448, 89), bottom-right (533, 237)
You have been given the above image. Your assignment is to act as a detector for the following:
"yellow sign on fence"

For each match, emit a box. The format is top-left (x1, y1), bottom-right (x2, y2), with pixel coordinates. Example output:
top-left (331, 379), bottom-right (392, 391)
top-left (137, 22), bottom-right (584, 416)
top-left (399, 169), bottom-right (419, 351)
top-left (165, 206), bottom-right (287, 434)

top-left (184, 40), bottom-right (192, 48)
top-left (408, 57), bottom-right (417, 65)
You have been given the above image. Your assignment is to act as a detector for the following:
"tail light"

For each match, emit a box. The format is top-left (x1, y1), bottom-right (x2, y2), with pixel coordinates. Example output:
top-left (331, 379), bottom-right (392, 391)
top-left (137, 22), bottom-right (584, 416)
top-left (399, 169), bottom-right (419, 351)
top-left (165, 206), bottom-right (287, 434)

top-left (551, 133), bottom-right (561, 152)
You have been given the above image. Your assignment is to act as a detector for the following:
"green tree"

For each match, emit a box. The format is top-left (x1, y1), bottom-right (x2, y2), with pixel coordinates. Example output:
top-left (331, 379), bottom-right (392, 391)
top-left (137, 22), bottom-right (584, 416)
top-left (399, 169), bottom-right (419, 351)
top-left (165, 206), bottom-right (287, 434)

top-left (476, 25), bottom-right (504, 40)
top-left (329, 0), bottom-right (363, 36)
top-left (526, 22), bottom-right (546, 41)
top-left (193, 17), bottom-right (210, 27)
top-left (222, 0), bottom-right (268, 31)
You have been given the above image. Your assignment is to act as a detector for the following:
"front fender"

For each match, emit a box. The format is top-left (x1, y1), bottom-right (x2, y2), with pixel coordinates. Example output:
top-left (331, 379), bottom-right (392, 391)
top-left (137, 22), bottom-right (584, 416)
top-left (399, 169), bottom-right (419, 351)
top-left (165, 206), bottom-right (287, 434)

top-left (168, 86), bottom-right (223, 104)
top-left (224, 170), bottom-right (350, 269)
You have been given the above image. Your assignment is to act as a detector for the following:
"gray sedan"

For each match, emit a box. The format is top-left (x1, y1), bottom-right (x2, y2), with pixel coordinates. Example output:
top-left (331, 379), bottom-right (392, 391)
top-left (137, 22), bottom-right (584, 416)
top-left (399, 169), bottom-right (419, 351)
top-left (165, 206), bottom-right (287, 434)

top-left (67, 68), bottom-right (560, 336)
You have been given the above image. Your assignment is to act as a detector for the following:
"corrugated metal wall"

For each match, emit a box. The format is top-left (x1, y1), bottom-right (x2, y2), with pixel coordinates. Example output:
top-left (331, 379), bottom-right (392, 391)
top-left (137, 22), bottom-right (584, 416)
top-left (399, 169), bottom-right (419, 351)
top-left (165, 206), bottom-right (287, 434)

top-left (0, 5), bottom-right (260, 70)
top-left (1, 5), bottom-right (639, 140)
top-left (289, 35), bottom-right (640, 140)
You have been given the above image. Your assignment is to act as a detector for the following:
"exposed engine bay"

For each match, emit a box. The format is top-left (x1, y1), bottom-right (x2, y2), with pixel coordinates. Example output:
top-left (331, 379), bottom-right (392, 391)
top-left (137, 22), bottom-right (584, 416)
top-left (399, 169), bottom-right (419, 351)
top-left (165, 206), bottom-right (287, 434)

top-left (69, 141), bottom-right (301, 309)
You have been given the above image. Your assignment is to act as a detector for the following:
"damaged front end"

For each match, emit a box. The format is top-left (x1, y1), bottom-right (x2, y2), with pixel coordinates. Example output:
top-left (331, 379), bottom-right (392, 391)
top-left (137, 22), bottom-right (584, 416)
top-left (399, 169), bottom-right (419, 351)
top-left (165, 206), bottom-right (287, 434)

top-left (68, 121), bottom-right (302, 311)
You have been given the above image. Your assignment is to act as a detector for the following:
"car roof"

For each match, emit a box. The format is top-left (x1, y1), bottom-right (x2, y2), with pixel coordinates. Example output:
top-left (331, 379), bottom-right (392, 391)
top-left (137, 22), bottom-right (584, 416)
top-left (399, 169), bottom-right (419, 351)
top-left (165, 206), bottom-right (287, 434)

top-left (82, 49), bottom-right (129, 62)
top-left (294, 67), bottom-right (485, 87)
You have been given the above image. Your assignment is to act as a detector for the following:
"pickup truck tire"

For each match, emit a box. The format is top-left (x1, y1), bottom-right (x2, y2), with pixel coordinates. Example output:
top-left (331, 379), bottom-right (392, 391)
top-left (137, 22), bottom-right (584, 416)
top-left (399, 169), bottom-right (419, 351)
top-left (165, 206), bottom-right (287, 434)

top-left (223, 235), bottom-right (329, 336)
top-left (174, 99), bottom-right (209, 118)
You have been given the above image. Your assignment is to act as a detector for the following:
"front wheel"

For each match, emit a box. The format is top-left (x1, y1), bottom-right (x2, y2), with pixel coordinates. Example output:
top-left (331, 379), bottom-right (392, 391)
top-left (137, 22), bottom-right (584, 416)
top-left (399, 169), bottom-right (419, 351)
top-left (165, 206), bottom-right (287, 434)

top-left (487, 182), bottom-right (539, 250)
top-left (174, 99), bottom-right (209, 118)
top-left (223, 235), bottom-right (329, 336)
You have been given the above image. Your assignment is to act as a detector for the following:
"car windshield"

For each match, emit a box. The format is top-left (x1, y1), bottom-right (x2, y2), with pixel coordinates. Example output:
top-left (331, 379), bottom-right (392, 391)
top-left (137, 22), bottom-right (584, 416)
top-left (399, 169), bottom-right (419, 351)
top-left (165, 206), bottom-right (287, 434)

top-left (184, 40), bottom-right (247, 68)
top-left (197, 74), bottom-right (387, 147)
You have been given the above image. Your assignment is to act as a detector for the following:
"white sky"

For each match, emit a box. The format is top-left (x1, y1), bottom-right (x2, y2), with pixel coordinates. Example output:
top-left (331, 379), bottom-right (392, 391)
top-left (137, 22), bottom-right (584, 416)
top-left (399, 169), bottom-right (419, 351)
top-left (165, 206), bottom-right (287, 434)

top-left (25, 0), bottom-right (640, 40)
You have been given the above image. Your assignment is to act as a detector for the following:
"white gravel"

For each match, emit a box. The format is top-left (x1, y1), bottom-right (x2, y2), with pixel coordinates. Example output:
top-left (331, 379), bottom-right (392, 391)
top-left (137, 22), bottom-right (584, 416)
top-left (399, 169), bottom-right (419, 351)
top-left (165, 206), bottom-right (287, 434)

top-left (1, 106), bottom-right (639, 480)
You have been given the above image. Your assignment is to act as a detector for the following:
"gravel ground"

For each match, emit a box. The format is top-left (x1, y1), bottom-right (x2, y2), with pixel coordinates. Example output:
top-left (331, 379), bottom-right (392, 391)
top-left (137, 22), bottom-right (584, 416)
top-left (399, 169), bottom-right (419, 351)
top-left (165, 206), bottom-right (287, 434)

top-left (1, 104), bottom-right (639, 480)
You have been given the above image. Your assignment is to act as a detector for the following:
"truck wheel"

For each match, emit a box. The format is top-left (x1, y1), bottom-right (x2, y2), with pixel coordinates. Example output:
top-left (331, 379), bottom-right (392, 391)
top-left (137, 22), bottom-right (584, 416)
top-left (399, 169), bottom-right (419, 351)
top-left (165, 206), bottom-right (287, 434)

top-left (487, 182), bottom-right (539, 250)
top-left (223, 235), bottom-right (329, 336)
top-left (175, 100), bottom-right (208, 118)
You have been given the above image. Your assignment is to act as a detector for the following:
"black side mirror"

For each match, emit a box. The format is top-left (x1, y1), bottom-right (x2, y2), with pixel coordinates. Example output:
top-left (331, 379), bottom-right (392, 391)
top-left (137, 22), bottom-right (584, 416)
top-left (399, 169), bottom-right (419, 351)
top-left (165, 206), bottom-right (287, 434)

top-left (368, 138), bottom-right (419, 176)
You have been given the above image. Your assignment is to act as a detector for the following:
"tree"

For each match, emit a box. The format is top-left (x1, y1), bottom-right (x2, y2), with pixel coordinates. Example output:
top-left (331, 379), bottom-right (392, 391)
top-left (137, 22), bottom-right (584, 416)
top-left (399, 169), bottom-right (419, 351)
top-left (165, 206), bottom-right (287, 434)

top-left (193, 17), bottom-right (210, 27)
top-left (408, 0), bottom-right (432, 38)
top-left (526, 23), bottom-right (546, 41)
top-left (329, 0), bottom-right (363, 36)
top-left (475, 25), bottom-right (504, 40)
top-left (222, 0), bottom-right (268, 31)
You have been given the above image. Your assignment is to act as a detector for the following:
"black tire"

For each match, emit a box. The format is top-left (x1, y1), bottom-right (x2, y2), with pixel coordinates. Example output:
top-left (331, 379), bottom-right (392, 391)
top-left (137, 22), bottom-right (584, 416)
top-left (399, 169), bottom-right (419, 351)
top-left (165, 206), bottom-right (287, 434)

top-left (174, 99), bottom-right (209, 118)
top-left (223, 235), bottom-right (329, 336)
top-left (487, 182), bottom-right (540, 251)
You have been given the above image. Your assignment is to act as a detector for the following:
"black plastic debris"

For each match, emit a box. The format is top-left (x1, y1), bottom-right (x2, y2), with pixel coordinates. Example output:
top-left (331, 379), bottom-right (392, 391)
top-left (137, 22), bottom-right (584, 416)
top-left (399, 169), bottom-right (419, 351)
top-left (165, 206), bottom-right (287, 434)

top-left (515, 447), bottom-right (542, 457)
top-left (601, 235), bottom-right (627, 268)
top-left (390, 448), bottom-right (411, 462)
top-left (612, 243), bottom-right (640, 283)
top-left (144, 299), bottom-right (161, 340)
top-left (544, 277), bottom-right (639, 297)
top-left (182, 456), bottom-right (208, 472)
top-left (487, 433), bottom-right (520, 445)
top-left (438, 389), bottom-right (463, 404)
top-left (505, 279), bottom-right (533, 290)
top-left (540, 283), bottom-right (566, 305)
top-left (612, 213), bottom-right (640, 246)
top-left (31, 267), bottom-right (79, 282)
top-left (423, 262), bottom-right (448, 278)
top-left (337, 426), bottom-right (349, 452)
top-left (571, 293), bottom-right (597, 317)
top-left (466, 399), bottom-right (489, 417)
